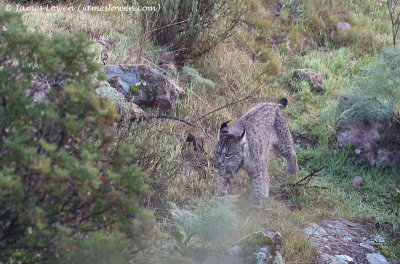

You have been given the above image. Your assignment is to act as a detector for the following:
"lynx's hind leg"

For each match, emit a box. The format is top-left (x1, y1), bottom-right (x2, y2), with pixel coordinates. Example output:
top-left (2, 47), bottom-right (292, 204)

top-left (273, 110), bottom-right (299, 177)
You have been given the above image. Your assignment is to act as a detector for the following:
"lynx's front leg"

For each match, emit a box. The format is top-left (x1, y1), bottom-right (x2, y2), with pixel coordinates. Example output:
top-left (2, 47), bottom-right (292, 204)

top-left (249, 165), bottom-right (269, 208)
top-left (286, 150), bottom-right (298, 177)
top-left (216, 175), bottom-right (230, 197)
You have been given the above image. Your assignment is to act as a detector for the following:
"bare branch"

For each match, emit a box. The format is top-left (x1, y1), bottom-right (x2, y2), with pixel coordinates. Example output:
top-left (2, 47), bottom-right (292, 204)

top-left (281, 167), bottom-right (326, 189)
top-left (194, 70), bottom-right (274, 122)
top-left (133, 114), bottom-right (195, 127)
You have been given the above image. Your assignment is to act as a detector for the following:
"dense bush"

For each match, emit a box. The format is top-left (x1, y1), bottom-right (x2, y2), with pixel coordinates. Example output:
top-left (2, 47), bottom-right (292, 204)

top-left (0, 10), bottom-right (154, 263)
top-left (139, 0), bottom-right (241, 65)
top-left (336, 47), bottom-right (400, 123)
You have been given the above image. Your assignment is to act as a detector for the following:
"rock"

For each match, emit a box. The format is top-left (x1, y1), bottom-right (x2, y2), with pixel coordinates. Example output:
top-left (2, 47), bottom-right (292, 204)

top-left (318, 253), bottom-right (354, 264)
top-left (26, 80), bottom-right (51, 103)
top-left (159, 52), bottom-right (178, 75)
top-left (336, 121), bottom-right (400, 168)
top-left (360, 243), bottom-right (375, 251)
top-left (292, 69), bottom-right (326, 92)
top-left (103, 65), bottom-right (185, 111)
top-left (96, 81), bottom-right (128, 114)
top-left (305, 223), bottom-right (327, 237)
top-left (239, 231), bottom-right (274, 251)
top-left (337, 22), bottom-right (352, 31)
top-left (366, 253), bottom-right (390, 264)
top-left (305, 219), bottom-right (393, 264)
top-left (273, 252), bottom-right (284, 264)
top-left (26, 74), bottom-right (67, 103)
top-left (373, 235), bottom-right (386, 244)
top-left (230, 230), bottom-right (282, 264)
top-left (126, 102), bottom-right (146, 118)
top-left (335, 254), bottom-right (354, 263)
top-left (167, 78), bottom-right (186, 98)
top-left (263, 230), bottom-right (283, 248)
top-left (352, 176), bottom-right (365, 190)
top-left (336, 95), bottom-right (400, 167)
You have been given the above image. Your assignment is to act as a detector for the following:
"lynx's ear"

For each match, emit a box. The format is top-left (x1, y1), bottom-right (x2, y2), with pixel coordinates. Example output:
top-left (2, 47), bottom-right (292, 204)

top-left (219, 120), bottom-right (230, 134)
top-left (218, 120), bottom-right (230, 140)
top-left (278, 98), bottom-right (288, 109)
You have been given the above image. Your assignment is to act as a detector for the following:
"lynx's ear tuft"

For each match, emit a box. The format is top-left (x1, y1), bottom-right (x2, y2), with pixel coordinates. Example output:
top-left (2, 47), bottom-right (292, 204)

top-left (219, 120), bottom-right (231, 134)
top-left (278, 98), bottom-right (288, 109)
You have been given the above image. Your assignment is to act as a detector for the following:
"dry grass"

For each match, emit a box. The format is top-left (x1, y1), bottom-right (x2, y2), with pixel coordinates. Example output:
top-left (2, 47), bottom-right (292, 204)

top-left (5, 0), bottom-right (159, 65)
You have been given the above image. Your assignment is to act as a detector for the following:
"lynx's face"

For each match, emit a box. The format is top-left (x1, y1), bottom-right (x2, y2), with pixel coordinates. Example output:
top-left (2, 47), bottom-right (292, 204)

top-left (214, 122), bottom-right (246, 179)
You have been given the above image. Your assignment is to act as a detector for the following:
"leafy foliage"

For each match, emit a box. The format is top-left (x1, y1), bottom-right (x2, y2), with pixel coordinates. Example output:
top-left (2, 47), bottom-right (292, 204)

top-left (182, 66), bottom-right (216, 88)
top-left (336, 47), bottom-right (400, 123)
top-left (0, 10), bottom-right (154, 263)
top-left (139, 0), bottom-right (241, 64)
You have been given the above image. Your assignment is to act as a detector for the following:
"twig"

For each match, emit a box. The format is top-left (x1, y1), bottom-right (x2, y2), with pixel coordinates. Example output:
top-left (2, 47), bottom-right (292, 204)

top-left (294, 167), bottom-right (325, 186)
top-left (133, 114), bottom-right (195, 127)
top-left (194, 70), bottom-right (274, 122)
top-left (281, 167), bottom-right (325, 189)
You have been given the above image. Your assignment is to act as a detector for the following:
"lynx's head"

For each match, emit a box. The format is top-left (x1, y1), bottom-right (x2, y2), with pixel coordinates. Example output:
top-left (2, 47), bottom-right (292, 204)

top-left (214, 121), bottom-right (246, 179)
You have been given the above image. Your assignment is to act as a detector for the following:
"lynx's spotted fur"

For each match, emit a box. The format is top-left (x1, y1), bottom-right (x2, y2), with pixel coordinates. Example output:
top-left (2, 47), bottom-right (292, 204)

top-left (214, 98), bottom-right (298, 207)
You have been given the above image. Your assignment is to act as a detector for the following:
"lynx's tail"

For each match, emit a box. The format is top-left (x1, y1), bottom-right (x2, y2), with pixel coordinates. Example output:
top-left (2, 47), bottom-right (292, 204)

top-left (278, 98), bottom-right (288, 109)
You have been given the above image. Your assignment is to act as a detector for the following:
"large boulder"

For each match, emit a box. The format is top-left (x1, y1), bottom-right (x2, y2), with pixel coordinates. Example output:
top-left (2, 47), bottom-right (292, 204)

top-left (103, 65), bottom-right (185, 111)
top-left (335, 96), bottom-right (400, 167)
top-left (292, 69), bottom-right (326, 92)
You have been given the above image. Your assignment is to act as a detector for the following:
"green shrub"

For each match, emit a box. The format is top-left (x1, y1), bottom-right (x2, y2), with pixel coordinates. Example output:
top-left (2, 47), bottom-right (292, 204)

top-left (0, 10), bottom-right (154, 263)
top-left (336, 47), bottom-right (400, 123)
top-left (139, 0), bottom-right (241, 64)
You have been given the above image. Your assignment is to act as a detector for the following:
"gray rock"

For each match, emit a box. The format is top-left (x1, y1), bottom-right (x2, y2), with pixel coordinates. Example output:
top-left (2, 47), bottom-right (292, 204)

top-left (335, 254), bottom-right (354, 263)
top-left (366, 253), bottom-right (389, 264)
top-left (352, 176), bottom-right (365, 190)
top-left (263, 230), bottom-right (283, 247)
top-left (273, 252), bottom-right (284, 264)
top-left (104, 65), bottom-right (185, 111)
top-left (305, 223), bottom-right (327, 237)
top-left (292, 69), bottom-right (326, 92)
top-left (360, 242), bottom-right (375, 251)
top-left (343, 235), bottom-right (354, 241)
top-left (233, 230), bottom-right (282, 264)
top-left (337, 22), bottom-right (352, 31)
top-left (26, 80), bottom-right (51, 103)
top-left (373, 235), bottom-right (386, 244)
top-left (305, 219), bottom-right (392, 264)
